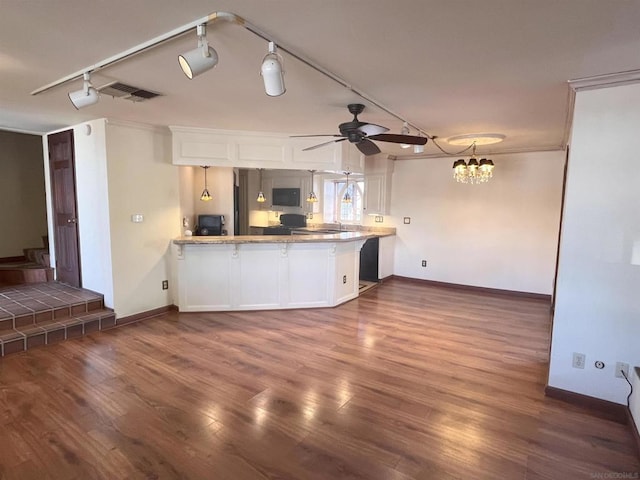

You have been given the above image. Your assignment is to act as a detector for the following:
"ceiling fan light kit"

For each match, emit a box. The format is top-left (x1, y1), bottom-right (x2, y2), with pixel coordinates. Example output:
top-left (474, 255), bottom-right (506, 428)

top-left (295, 104), bottom-right (428, 156)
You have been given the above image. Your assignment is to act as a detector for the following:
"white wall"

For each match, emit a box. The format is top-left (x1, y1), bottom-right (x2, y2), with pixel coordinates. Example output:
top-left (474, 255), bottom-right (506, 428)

top-left (549, 83), bottom-right (640, 404)
top-left (390, 150), bottom-right (565, 294)
top-left (105, 121), bottom-right (181, 317)
top-left (0, 130), bottom-right (47, 257)
top-left (72, 121), bottom-right (114, 307)
top-left (631, 368), bottom-right (640, 435)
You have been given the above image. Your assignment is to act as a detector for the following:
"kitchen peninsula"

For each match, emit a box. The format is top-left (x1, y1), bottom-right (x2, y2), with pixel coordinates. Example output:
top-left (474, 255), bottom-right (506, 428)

top-left (173, 230), bottom-right (394, 312)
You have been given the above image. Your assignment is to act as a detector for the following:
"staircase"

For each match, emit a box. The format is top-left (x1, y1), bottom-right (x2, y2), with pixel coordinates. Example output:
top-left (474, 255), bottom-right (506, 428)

top-left (0, 236), bottom-right (53, 286)
top-left (0, 282), bottom-right (115, 357)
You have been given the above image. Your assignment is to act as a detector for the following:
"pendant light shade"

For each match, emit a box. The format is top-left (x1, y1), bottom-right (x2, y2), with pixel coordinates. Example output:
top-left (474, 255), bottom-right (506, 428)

top-left (179, 24), bottom-right (218, 79)
top-left (200, 166), bottom-right (212, 201)
top-left (261, 42), bottom-right (286, 97)
top-left (342, 171), bottom-right (352, 203)
top-left (256, 168), bottom-right (266, 203)
top-left (306, 170), bottom-right (318, 203)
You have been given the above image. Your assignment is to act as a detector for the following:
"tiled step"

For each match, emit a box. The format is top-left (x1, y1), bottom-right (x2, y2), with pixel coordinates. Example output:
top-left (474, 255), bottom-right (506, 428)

top-left (0, 282), bottom-right (115, 357)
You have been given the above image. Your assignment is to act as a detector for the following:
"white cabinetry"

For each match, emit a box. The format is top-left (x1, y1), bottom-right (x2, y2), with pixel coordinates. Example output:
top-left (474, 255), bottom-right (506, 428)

top-left (364, 173), bottom-right (390, 215)
top-left (171, 126), bottom-right (364, 173)
top-left (363, 155), bottom-right (394, 215)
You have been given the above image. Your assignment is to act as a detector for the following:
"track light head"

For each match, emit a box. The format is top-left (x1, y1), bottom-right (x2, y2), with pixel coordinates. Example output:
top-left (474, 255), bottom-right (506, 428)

top-left (179, 24), bottom-right (218, 79)
top-left (261, 42), bottom-right (285, 97)
top-left (68, 72), bottom-right (99, 109)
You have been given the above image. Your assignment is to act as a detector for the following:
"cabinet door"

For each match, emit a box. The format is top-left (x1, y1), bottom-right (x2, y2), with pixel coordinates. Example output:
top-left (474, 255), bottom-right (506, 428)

top-left (364, 174), bottom-right (386, 214)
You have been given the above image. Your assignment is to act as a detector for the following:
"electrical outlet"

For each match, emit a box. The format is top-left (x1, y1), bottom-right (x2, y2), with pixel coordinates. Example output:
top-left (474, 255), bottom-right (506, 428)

top-left (615, 362), bottom-right (629, 379)
top-left (403, 217), bottom-right (411, 224)
top-left (421, 260), bottom-right (427, 267)
top-left (162, 280), bottom-right (169, 290)
top-left (375, 216), bottom-right (383, 223)
top-left (343, 275), bottom-right (347, 284)
top-left (572, 352), bottom-right (585, 369)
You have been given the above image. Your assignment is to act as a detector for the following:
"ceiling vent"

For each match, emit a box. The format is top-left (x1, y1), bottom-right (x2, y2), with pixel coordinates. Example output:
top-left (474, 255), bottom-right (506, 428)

top-left (97, 82), bottom-right (161, 102)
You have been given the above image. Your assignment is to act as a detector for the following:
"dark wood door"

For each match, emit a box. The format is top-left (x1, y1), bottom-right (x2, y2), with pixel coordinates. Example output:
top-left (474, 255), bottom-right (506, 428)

top-left (48, 130), bottom-right (81, 287)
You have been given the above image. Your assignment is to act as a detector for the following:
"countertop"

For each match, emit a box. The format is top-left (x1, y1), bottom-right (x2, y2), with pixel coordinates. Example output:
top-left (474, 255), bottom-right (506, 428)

top-left (173, 231), bottom-right (387, 245)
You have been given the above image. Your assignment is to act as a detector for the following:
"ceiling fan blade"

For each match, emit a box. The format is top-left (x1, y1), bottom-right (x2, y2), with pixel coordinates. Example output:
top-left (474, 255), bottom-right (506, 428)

top-left (302, 137), bottom-right (347, 151)
top-left (368, 133), bottom-right (428, 145)
top-left (356, 139), bottom-right (381, 156)
top-left (357, 123), bottom-right (389, 136)
top-left (291, 134), bottom-right (344, 138)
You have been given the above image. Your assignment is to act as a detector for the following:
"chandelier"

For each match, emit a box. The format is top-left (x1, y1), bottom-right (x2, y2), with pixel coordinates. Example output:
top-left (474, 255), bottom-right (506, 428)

top-left (452, 144), bottom-right (495, 184)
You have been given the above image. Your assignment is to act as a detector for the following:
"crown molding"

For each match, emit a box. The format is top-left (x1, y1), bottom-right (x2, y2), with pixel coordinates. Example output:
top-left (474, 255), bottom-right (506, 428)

top-left (393, 144), bottom-right (564, 161)
top-left (568, 68), bottom-right (640, 92)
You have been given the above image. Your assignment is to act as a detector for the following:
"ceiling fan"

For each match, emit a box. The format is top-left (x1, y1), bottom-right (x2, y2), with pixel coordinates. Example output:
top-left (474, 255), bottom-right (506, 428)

top-left (292, 104), bottom-right (428, 156)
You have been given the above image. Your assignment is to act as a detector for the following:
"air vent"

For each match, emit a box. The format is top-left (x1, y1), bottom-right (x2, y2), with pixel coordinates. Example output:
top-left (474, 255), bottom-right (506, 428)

top-left (97, 82), bottom-right (161, 102)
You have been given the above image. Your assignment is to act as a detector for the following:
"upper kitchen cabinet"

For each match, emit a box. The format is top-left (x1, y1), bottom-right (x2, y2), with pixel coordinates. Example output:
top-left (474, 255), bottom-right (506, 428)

top-left (363, 154), bottom-right (394, 215)
top-left (170, 126), bottom-right (364, 173)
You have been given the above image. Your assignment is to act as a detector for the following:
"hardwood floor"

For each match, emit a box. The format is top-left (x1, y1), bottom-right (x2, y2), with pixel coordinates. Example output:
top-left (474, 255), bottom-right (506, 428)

top-left (0, 278), bottom-right (637, 479)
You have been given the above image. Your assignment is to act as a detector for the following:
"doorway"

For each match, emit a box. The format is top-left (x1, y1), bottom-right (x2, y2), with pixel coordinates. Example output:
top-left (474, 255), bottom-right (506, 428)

top-left (48, 130), bottom-right (81, 287)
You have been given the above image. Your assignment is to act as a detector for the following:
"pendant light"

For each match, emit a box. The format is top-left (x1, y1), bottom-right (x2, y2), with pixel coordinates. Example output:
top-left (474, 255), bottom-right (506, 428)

top-left (256, 168), bottom-right (266, 203)
top-left (342, 171), bottom-right (352, 203)
top-left (200, 166), bottom-right (212, 201)
top-left (307, 170), bottom-right (318, 203)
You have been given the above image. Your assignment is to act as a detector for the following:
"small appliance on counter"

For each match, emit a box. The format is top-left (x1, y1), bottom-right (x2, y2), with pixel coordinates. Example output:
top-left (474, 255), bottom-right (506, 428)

top-left (195, 214), bottom-right (225, 236)
top-left (262, 213), bottom-right (306, 235)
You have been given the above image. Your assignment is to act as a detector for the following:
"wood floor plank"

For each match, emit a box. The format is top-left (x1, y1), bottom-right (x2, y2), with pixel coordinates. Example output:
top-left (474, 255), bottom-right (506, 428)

top-left (0, 278), bottom-right (637, 479)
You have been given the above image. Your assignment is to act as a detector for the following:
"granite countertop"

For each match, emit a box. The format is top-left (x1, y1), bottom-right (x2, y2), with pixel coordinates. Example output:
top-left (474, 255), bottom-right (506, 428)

top-left (174, 231), bottom-right (384, 245)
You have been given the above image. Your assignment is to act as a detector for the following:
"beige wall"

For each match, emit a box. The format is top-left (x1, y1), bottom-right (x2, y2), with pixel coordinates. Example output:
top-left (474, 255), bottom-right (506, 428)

top-left (105, 121), bottom-right (181, 317)
top-left (0, 130), bottom-right (47, 258)
top-left (390, 150), bottom-right (565, 294)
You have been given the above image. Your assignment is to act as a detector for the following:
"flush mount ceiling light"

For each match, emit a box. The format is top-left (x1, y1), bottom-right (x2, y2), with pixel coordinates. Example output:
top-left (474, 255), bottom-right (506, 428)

top-left (68, 72), bottom-right (99, 109)
top-left (261, 42), bottom-right (286, 97)
top-left (307, 170), bottom-right (318, 202)
top-left (256, 168), bottom-right (266, 203)
top-left (446, 133), bottom-right (506, 146)
top-left (200, 166), bottom-right (212, 201)
top-left (452, 144), bottom-right (495, 184)
top-left (179, 24), bottom-right (218, 79)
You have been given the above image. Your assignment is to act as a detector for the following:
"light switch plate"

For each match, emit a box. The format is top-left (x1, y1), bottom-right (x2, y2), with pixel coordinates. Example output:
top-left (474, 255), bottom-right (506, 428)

top-left (131, 214), bottom-right (144, 223)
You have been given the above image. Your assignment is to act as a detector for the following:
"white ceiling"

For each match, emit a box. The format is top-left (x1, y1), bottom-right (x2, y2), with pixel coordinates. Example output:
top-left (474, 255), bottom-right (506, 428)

top-left (1, 0), bottom-right (640, 156)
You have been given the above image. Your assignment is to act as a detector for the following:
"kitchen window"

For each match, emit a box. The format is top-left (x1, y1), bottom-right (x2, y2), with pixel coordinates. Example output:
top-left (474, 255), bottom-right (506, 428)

top-left (323, 179), bottom-right (364, 224)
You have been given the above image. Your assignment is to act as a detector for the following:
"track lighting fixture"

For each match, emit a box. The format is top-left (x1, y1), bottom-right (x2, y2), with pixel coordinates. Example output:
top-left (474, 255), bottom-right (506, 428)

top-left (68, 72), bottom-right (99, 109)
top-left (413, 134), bottom-right (425, 153)
top-left (200, 166), bottom-right (212, 201)
top-left (256, 168), bottom-right (266, 203)
top-left (307, 170), bottom-right (318, 202)
top-left (261, 42), bottom-right (286, 97)
top-left (179, 24), bottom-right (218, 79)
top-left (400, 123), bottom-right (411, 149)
